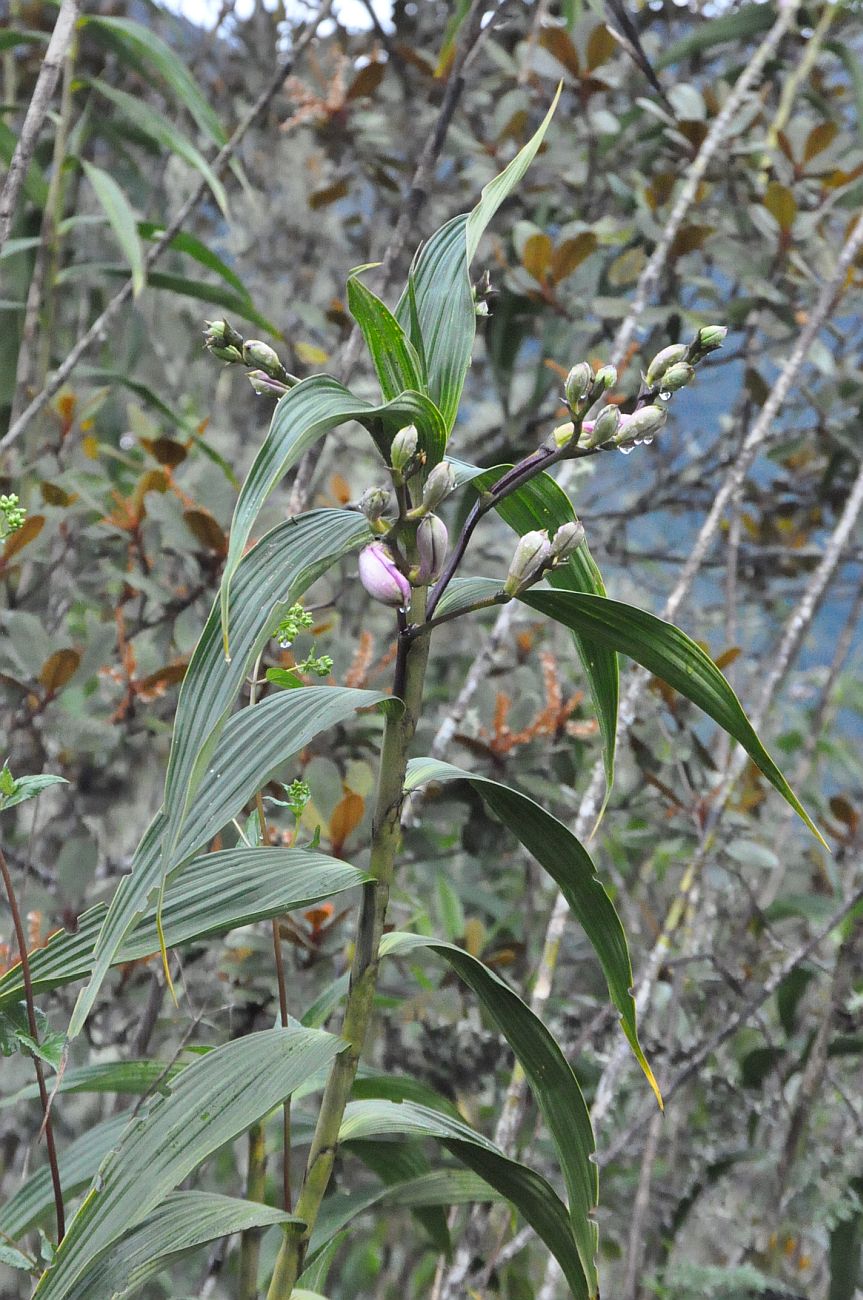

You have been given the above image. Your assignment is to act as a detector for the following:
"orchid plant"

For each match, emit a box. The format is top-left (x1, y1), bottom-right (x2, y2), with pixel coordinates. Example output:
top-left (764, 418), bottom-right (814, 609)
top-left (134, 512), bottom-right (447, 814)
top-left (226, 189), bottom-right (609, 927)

top-left (0, 98), bottom-right (821, 1300)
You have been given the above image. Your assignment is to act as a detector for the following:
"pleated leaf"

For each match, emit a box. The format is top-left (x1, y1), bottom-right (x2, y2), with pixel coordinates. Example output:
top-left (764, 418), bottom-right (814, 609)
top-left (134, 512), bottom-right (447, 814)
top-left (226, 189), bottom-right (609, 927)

top-left (381, 931), bottom-right (597, 1290)
top-left (340, 1098), bottom-right (591, 1300)
top-left (161, 508), bottom-right (369, 874)
top-left (33, 1028), bottom-right (343, 1298)
top-left (69, 688), bottom-right (386, 1038)
top-left (404, 758), bottom-right (657, 1105)
top-left (346, 274), bottom-right (429, 407)
top-left (61, 1192), bottom-right (297, 1300)
top-left (394, 89), bottom-right (560, 432)
top-left (521, 589), bottom-right (825, 844)
top-left (219, 376), bottom-right (446, 652)
top-left (1, 847), bottom-right (368, 1012)
top-left (0, 1060), bottom-right (182, 1110)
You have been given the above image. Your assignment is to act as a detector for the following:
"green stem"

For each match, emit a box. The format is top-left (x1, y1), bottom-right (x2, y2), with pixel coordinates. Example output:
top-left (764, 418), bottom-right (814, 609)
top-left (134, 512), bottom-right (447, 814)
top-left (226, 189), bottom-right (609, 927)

top-left (266, 589), bottom-right (430, 1298)
top-left (238, 1122), bottom-right (267, 1300)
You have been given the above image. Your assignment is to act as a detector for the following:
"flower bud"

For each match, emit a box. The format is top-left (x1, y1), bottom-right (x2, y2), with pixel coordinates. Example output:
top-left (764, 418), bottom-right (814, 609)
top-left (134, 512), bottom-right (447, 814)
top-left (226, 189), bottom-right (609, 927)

top-left (660, 361), bottom-right (695, 393)
top-left (358, 486), bottom-right (391, 521)
top-left (697, 324), bottom-right (727, 352)
top-left (421, 462), bottom-right (456, 512)
top-left (242, 339), bottom-right (286, 378)
top-left (390, 425), bottom-right (419, 475)
top-left (416, 514), bottom-right (448, 583)
top-left (645, 344), bottom-right (688, 388)
top-left (550, 520), bottom-right (585, 560)
top-left (551, 421), bottom-right (575, 449)
top-left (616, 405), bottom-right (667, 447)
top-left (358, 543), bottom-right (411, 608)
top-left (504, 529), bottom-right (552, 596)
top-left (247, 369), bottom-right (289, 397)
top-left (564, 362), bottom-right (593, 409)
top-left (203, 318), bottom-right (243, 363)
top-left (594, 364), bottom-right (617, 391)
top-left (584, 404), bottom-right (621, 447)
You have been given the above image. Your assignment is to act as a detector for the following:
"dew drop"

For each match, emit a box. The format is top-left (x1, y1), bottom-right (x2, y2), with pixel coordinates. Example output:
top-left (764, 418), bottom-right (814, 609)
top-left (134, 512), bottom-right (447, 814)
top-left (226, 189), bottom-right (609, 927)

top-left (643, 436), bottom-right (654, 446)
top-left (659, 390), bottom-right (671, 402)
top-left (619, 444), bottom-right (634, 455)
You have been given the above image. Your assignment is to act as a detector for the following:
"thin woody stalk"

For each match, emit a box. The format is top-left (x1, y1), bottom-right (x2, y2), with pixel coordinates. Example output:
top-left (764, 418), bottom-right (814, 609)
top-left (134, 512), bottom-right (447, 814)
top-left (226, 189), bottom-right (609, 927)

top-left (266, 588), bottom-right (430, 1298)
top-left (0, 846), bottom-right (65, 1241)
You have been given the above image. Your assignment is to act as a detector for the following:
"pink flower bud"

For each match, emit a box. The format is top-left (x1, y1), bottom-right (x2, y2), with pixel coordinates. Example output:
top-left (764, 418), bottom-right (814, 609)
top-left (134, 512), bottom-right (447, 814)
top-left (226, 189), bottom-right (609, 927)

top-left (416, 514), bottom-right (448, 583)
top-left (358, 543), bottom-right (411, 608)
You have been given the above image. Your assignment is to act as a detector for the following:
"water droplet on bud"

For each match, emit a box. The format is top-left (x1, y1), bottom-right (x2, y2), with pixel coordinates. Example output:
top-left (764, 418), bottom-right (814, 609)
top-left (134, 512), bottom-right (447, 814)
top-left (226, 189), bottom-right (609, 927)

top-left (643, 436), bottom-right (654, 446)
top-left (659, 390), bottom-right (671, 402)
top-left (619, 444), bottom-right (634, 456)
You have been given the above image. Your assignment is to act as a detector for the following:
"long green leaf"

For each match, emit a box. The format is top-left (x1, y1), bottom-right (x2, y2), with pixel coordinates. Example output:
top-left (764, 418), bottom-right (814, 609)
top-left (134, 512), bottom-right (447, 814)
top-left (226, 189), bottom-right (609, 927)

top-left (404, 758), bottom-right (657, 1104)
top-left (218, 376), bottom-right (445, 652)
top-left (81, 162), bottom-right (145, 297)
top-left (161, 509), bottom-right (370, 882)
top-left (83, 267), bottom-right (278, 335)
top-left (0, 1116), bottom-right (128, 1240)
top-left (62, 1192), bottom-right (297, 1300)
top-left (33, 1028), bottom-right (343, 1298)
top-left (87, 79), bottom-right (228, 215)
top-left (451, 455), bottom-right (618, 821)
top-left (346, 273), bottom-right (428, 408)
top-left (340, 1099), bottom-right (591, 1300)
top-left (82, 16), bottom-right (227, 146)
top-left (137, 222), bottom-right (252, 299)
top-left (381, 931), bottom-right (598, 1289)
top-left (0, 1060), bottom-right (183, 1110)
top-left (70, 686), bottom-right (385, 1038)
top-left (394, 88), bottom-right (560, 432)
top-left (1, 847), bottom-right (368, 1012)
top-left (522, 589), bottom-right (824, 844)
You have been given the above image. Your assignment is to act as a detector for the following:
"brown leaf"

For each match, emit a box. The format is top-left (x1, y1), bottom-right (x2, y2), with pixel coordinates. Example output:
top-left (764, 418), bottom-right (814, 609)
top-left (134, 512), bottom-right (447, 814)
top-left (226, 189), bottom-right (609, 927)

top-left (549, 232), bottom-right (597, 283)
top-left (141, 437), bottom-right (187, 467)
top-left (309, 178), bottom-right (350, 210)
top-left (668, 223), bottom-right (713, 260)
top-left (522, 232), bottom-right (553, 282)
top-left (39, 648), bottom-right (81, 693)
top-left (183, 508), bottom-right (227, 554)
top-left (40, 482), bottom-right (76, 507)
top-left (136, 661), bottom-right (188, 699)
top-left (713, 646), bottom-right (741, 671)
top-left (586, 22), bottom-right (616, 71)
top-left (3, 514), bottom-right (45, 562)
top-left (346, 60), bottom-right (385, 100)
top-left (539, 27), bottom-right (580, 78)
top-left (803, 120), bottom-right (838, 163)
top-left (329, 788), bottom-right (365, 854)
top-left (764, 182), bottom-right (796, 234)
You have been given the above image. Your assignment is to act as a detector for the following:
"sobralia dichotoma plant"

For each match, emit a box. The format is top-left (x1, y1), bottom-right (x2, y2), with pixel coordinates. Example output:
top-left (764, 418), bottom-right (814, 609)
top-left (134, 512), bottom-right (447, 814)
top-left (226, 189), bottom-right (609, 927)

top-left (0, 95), bottom-right (824, 1300)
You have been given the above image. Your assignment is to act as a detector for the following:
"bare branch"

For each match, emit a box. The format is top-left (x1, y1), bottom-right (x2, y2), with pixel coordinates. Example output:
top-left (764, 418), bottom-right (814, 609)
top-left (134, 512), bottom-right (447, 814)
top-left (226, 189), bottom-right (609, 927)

top-left (0, 0), bottom-right (80, 253)
top-left (0, 0), bottom-right (334, 454)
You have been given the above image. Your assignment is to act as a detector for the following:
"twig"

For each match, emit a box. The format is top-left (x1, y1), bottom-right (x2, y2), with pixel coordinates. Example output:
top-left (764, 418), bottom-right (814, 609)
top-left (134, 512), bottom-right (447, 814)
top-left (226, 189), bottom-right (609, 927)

top-left (0, 0), bottom-right (80, 252)
top-left (600, 878), bottom-right (863, 1167)
top-left (0, 845), bottom-right (65, 1240)
top-left (621, 1109), bottom-right (663, 1300)
top-left (1, 0), bottom-right (334, 453)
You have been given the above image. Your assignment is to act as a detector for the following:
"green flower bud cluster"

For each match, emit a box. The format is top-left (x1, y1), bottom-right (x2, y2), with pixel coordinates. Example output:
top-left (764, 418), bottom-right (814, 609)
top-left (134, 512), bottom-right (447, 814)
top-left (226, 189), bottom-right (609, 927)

top-left (284, 778), bottom-right (312, 819)
top-left (203, 318), bottom-right (245, 363)
top-left (273, 603), bottom-right (315, 649)
top-left (204, 320), bottom-right (297, 393)
top-left (0, 494), bottom-right (26, 538)
top-left (296, 650), bottom-right (333, 678)
top-left (504, 521), bottom-right (586, 596)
